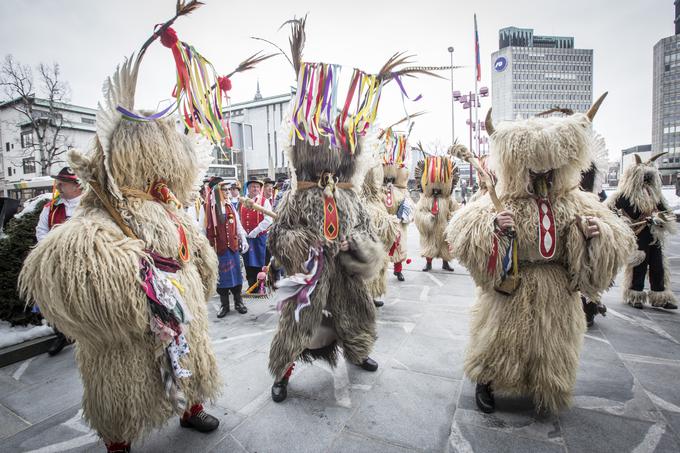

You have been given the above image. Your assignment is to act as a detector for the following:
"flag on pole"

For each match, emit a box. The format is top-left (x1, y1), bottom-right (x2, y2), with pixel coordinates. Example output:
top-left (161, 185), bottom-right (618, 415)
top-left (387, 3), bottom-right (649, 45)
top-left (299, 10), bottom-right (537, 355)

top-left (474, 14), bottom-right (481, 82)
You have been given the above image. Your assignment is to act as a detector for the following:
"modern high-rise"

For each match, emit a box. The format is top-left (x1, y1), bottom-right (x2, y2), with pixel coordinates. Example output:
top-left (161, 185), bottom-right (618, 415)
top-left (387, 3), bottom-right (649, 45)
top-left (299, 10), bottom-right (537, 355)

top-left (651, 1), bottom-right (680, 184)
top-left (491, 27), bottom-right (593, 121)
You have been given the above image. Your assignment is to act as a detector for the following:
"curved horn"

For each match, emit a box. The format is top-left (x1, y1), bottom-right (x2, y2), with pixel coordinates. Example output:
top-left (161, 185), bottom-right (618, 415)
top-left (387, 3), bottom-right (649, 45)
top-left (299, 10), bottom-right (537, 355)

top-left (647, 152), bottom-right (668, 163)
top-left (633, 154), bottom-right (642, 165)
top-left (485, 108), bottom-right (495, 136)
top-left (586, 92), bottom-right (608, 121)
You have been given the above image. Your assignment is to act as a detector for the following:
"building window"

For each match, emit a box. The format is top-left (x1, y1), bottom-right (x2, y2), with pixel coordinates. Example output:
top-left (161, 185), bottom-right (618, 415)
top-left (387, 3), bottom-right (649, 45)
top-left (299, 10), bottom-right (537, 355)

top-left (7, 167), bottom-right (12, 176)
top-left (21, 131), bottom-right (33, 148)
top-left (5, 142), bottom-right (9, 152)
top-left (22, 158), bottom-right (36, 174)
top-left (82, 117), bottom-right (95, 125)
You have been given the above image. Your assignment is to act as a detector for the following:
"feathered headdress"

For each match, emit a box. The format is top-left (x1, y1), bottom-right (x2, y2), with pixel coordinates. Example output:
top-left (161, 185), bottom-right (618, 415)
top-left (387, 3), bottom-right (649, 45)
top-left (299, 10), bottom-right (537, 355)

top-left (95, 1), bottom-right (272, 202)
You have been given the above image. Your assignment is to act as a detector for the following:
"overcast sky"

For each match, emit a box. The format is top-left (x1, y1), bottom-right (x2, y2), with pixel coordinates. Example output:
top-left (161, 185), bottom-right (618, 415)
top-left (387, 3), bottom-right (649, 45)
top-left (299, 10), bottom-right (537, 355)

top-left (0, 0), bottom-right (672, 161)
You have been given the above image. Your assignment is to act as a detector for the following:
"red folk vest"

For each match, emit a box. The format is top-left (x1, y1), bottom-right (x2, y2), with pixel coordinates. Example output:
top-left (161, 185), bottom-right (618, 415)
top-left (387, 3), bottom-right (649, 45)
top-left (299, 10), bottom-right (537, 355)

top-left (207, 201), bottom-right (239, 255)
top-left (47, 201), bottom-right (68, 229)
top-left (240, 196), bottom-right (265, 235)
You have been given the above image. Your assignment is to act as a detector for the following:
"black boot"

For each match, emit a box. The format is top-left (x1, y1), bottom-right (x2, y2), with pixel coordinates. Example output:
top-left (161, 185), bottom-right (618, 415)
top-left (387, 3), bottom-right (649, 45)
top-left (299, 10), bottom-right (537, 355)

top-left (217, 290), bottom-right (230, 318)
top-left (272, 364), bottom-right (294, 403)
top-left (373, 300), bottom-right (384, 308)
top-left (442, 261), bottom-right (454, 272)
top-left (394, 271), bottom-right (405, 282)
top-left (179, 405), bottom-right (220, 432)
top-left (48, 331), bottom-right (70, 356)
top-left (422, 260), bottom-right (432, 272)
top-left (232, 285), bottom-right (247, 314)
top-left (358, 357), bottom-right (379, 372)
top-left (475, 382), bottom-right (495, 413)
top-left (583, 299), bottom-right (597, 328)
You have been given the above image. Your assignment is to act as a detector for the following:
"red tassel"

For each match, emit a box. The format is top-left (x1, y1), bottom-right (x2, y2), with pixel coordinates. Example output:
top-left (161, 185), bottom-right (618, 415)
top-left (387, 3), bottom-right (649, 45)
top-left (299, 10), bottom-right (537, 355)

top-left (218, 76), bottom-right (232, 92)
top-left (487, 236), bottom-right (499, 274)
top-left (159, 26), bottom-right (179, 48)
top-left (406, 258), bottom-right (412, 264)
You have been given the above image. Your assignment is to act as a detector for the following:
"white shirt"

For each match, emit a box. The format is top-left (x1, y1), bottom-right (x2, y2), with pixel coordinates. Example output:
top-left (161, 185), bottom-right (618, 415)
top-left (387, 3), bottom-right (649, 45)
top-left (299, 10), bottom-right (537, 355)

top-left (36, 195), bottom-right (82, 242)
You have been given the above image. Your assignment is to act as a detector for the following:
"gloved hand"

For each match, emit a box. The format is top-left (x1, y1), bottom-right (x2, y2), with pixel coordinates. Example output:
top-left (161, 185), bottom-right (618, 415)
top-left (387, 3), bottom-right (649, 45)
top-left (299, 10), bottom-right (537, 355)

top-left (240, 237), bottom-right (250, 253)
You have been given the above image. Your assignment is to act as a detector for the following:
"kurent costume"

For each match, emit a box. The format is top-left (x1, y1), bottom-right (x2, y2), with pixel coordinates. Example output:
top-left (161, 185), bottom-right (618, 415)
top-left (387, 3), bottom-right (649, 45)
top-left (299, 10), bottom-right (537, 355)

top-left (414, 150), bottom-right (459, 272)
top-left (240, 177), bottom-right (273, 289)
top-left (361, 162), bottom-right (400, 307)
top-left (381, 129), bottom-right (415, 281)
top-left (446, 97), bottom-right (636, 414)
top-left (266, 18), bottom-right (431, 403)
top-left (19, 5), bottom-right (269, 450)
top-left (201, 178), bottom-right (249, 316)
top-left (607, 153), bottom-right (678, 310)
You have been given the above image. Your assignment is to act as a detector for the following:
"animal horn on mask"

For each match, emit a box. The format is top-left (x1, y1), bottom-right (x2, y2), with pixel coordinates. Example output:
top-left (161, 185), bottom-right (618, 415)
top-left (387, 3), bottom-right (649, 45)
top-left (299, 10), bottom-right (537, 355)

top-left (586, 92), bottom-right (608, 122)
top-left (633, 154), bottom-right (642, 165)
top-left (647, 152), bottom-right (668, 164)
top-left (485, 108), bottom-right (495, 136)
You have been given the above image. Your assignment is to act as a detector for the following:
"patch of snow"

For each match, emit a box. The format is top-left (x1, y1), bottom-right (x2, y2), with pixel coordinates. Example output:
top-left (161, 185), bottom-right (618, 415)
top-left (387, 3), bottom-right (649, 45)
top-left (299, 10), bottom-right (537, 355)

top-left (14, 193), bottom-right (52, 219)
top-left (0, 320), bottom-right (54, 349)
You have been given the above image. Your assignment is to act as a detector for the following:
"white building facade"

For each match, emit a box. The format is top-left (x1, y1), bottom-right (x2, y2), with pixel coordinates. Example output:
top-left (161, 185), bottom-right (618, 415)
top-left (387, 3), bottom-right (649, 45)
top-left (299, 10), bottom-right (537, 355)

top-left (491, 27), bottom-right (593, 121)
top-left (0, 97), bottom-right (96, 200)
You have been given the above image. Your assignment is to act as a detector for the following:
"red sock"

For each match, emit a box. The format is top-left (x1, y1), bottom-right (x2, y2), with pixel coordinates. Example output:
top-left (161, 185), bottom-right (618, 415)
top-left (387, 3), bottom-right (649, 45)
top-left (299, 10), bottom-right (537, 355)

top-left (284, 363), bottom-right (295, 379)
top-left (105, 441), bottom-right (130, 452)
top-left (182, 403), bottom-right (204, 419)
top-left (394, 262), bottom-right (403, 273)
top-left (426, 257), bottom-right (432, 264)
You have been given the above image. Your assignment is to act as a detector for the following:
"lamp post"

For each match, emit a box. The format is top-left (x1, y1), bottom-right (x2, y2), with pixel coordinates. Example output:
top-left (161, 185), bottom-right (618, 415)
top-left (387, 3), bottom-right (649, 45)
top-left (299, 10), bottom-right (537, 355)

top-left (448, 46), bottom-right (455, 144)
top-left (452, 87), bottom-right (489, 188)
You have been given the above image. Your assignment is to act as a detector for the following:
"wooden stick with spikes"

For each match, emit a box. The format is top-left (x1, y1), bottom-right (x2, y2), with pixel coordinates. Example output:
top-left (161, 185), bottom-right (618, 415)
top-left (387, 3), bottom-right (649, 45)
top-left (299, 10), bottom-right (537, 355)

top-left (239, 197), bottom-right (278, 219)
top-left (448, 144), bottom-right (503, 212)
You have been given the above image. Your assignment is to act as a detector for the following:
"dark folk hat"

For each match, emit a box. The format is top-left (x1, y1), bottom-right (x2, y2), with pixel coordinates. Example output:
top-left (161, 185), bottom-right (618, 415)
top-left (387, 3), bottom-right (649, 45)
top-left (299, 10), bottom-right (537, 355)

top-left (52, 166), bottom-right (79, 183)
top-left (245, 176), bottom-right (264, 188)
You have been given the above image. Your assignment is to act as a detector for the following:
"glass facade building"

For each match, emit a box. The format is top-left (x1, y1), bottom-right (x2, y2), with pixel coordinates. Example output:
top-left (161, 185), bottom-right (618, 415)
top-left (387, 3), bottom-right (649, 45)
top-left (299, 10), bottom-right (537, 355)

top-left (652, 15), bottom-right (680, 183)
top-left (491, 27), bottom-right (593, 122)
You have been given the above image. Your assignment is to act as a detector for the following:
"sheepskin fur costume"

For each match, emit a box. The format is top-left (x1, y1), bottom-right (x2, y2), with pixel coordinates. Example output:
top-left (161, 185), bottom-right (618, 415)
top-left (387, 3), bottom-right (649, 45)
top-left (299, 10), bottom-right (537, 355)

top-left (361, 162), bottom-right (400, 299)
top-left (414, 153), bottom-right (459, 261)
top-left (607, 153), bottom-right (678, 308)
top-left (19, 58), bottom-right (220, 444)
top-left (268, 125), bottom-right (384, 378)
top-left (446, 109), bottom-right (636, 413)
top-left (382, 162), bottom-right (414, 263)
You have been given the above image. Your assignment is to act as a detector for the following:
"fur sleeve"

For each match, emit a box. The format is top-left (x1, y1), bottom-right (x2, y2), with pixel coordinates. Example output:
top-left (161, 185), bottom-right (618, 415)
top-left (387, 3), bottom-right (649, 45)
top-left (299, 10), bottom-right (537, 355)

top-left (267, 192), bottom-right (318, 274)
top-left (414, 196), bottom-right (435, 236)
top-left (19, 216), bottom-right (150, 347)
top-left (565, 193), bottom-right (637, 299)
top-left (445, 195), bottom-right (506, 288)
top-left (337, 194), bottom-right (385, 280)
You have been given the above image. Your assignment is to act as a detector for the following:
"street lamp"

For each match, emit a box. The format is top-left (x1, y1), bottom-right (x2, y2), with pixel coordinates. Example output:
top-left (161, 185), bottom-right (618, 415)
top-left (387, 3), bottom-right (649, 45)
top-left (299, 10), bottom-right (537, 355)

top-left (452, 87), bottom-right (489, 187)
top-left (448, 46), bottom-right (455, 144)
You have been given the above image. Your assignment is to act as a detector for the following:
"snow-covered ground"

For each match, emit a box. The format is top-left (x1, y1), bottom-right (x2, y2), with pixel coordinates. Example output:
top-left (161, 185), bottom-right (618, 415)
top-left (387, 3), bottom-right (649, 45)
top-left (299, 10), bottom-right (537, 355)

top-left (0, 321), bottom-right (53, 349)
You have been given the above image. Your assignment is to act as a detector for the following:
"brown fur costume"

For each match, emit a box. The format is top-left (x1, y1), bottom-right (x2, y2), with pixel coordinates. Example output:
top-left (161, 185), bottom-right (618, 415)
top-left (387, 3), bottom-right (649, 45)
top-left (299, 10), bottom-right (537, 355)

top-left (607, 154), bottom-right (678, 308)
top-left (446, 108), bottom-right (635, 413)
top-left (268, 130), bottom-right (384, 378)
top-left (414, 152), bottom-right (459, 261)
top-left (362, 163), bottom-right (400, 299)
top-left (19, 59), bottom-right (220, 444)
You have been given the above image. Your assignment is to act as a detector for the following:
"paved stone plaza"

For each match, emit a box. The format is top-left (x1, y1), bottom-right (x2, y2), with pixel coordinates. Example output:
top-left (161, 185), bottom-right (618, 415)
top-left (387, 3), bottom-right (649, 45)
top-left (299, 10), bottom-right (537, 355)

top-left (1, 224), bottom-right (680, 452)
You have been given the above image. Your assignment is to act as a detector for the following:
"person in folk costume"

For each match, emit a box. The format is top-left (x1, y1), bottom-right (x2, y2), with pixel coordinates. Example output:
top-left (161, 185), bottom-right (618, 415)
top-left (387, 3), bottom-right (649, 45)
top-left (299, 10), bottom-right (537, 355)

top-left (228, 180), bottom-right (242, 210)
top-left (201, 177), bottom-right (249, 317)
top-left (35, 166), bottom-right (83, 356)
top-left (263, 177), bottom-right (276, 206)
top-left (19, 4), bottom-right (272, 450)
top-left (361, 158), bottom-right (400, 308)
top-left (414, 145), bottom-right (460, 272)
top-left (381, 128), bottom-right (415, 281)
top-left (265, 17), bottom-right (436, 403)
top-left (446, 94), bottom-right (636, 414)
top-left (240, 176), bottom-right (273, 288)
top-left (607, 152), bottom-right (678, 310)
